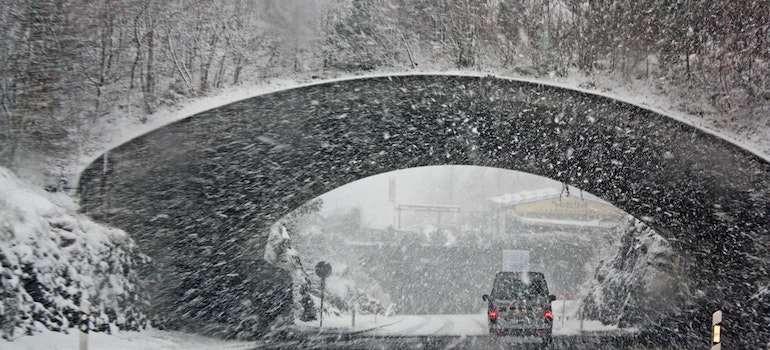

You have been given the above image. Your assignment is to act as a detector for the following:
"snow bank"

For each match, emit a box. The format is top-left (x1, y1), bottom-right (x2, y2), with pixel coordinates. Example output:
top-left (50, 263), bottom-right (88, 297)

top-left (6, 327), bottom-right (256, 350)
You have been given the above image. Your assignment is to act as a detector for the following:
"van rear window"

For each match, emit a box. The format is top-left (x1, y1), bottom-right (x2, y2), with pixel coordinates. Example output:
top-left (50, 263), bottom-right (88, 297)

top-left (491, 277), bottom-right (547, 299)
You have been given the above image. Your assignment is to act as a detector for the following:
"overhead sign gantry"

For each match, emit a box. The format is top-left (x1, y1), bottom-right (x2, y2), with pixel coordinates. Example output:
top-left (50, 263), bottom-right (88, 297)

top-left (395, 203), bottom-right (461, 229)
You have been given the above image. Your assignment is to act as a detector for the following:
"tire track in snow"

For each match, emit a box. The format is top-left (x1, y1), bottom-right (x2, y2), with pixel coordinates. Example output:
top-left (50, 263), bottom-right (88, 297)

top-left (471, 316), bottom-right (488, 333)
top-left (433, 317), bottom-right (455, 335)
top-left (362, 315), bottom-right (430, 336)
top-left (402, 315), bottom-right (445, 335)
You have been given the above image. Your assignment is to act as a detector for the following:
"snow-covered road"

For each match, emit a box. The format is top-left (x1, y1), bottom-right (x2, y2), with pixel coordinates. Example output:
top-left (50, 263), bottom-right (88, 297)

top-left (7, 302), bottom-right (630, 350)
top-left (361, 314), bottom-right (488, 336)
top-left (297, 300), bottom-right (623, 337)
top-left (288, 309), bottom-right (635, 350)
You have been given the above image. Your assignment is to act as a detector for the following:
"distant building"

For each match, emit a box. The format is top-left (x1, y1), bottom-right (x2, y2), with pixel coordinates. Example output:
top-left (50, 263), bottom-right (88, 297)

top-left (489, 188), bottom-right (624, 234)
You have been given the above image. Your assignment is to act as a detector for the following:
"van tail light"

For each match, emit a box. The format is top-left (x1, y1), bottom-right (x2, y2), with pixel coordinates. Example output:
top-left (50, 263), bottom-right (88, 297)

top-left (489, 308), bottom-right (498, 320)
top-left (544, 308), bottom-right (553, 320)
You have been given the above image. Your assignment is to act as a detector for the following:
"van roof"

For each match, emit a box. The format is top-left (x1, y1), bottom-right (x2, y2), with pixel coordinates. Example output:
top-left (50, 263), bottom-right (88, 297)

top-left (495, 271), bottom-right (545, 279)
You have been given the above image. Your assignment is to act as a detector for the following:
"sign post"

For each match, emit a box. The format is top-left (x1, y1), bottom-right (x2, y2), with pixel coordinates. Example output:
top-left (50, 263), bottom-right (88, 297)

top-left (314, 261), bottom-right (332, 328)
top-left (712, 310), bottom-right (722, 350)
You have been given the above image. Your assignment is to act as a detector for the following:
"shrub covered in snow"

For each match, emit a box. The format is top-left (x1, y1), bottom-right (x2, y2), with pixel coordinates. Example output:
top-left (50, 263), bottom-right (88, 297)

top-left (0, 167), bottom-right (147, 340)
top-left (264, 224), bottom-right (316, 322)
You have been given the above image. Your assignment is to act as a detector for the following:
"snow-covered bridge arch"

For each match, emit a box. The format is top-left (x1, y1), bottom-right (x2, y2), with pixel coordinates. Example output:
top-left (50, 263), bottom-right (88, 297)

top-left (78, 75), bottom-right (769, 346)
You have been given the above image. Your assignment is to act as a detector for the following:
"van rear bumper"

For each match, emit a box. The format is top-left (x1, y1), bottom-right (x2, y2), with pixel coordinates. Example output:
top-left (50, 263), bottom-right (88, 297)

top-left (489, 326), bottom-right (551, 336)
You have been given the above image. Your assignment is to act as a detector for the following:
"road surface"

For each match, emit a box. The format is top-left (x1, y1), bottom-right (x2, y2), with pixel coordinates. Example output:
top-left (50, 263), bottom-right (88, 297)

top-left (255, 310), bottom-right (638, 349)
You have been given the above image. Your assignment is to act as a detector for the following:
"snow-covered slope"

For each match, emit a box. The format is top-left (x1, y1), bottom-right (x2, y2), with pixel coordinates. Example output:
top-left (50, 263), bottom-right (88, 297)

top-left (0, 166), bottom-right (146, 340)
top-left (580, 216), bottom-right (689, 327)
top-left (7, 327), bottom-right (257, 350)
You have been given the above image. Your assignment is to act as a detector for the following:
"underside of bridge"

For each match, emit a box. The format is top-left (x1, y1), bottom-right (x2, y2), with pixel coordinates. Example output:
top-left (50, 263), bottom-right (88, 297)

top-left (78, 75), bottom-right (769, 346)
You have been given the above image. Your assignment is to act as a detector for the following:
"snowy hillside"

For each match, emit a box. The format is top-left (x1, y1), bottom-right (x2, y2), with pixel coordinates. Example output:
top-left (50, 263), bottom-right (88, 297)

top-left (0, 167), bottom-right (146, 340)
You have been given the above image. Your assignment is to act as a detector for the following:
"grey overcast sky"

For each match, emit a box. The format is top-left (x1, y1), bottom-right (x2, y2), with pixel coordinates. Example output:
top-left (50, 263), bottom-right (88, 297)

top-left (318, 165), bottom-right (565, 229)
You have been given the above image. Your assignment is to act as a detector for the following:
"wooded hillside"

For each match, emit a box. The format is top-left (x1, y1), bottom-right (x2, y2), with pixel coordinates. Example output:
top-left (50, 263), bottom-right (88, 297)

top-left (1, 0), bottom-right (768, 172)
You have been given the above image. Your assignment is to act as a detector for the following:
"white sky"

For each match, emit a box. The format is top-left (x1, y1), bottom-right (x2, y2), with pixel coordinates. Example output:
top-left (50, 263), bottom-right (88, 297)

top-left (318, 165), bottom-right (562, 229)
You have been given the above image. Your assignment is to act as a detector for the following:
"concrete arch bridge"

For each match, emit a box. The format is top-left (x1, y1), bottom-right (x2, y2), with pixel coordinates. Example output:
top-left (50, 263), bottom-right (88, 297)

top-left (78, 74), bottom-right (769, 347)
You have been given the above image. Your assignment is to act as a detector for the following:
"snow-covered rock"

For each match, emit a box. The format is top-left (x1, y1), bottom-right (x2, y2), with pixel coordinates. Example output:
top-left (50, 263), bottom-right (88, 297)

top-left (0, 167), bottom-right (146, 340)
top-left (580, 216), bottom-right (688, 328)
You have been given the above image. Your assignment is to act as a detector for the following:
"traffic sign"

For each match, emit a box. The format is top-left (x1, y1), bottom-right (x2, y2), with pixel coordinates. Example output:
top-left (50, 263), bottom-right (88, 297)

top-left (315, 261), bottom-right (332, 328)
top-left (502, 250), bottom-right (530, 272)
top-left (315, 261), bottom-right (332, 279)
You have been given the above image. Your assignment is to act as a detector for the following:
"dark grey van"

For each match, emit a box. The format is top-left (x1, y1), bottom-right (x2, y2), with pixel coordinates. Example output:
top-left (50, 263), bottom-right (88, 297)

top-left (482, 271), bottom-right (556, 344)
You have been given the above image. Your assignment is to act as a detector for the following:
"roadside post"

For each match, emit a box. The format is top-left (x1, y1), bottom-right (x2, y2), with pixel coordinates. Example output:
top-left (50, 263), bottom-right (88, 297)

top-left (351, 289), bottom-right (358, 328)
top-left (79, 299), bottom-right (90, 350)
top-left (579, 306), bottom-right (584, 333)
top-left (315, 261), bottom-right (332, 328)
top-left (375, 289), bottom-right (380, 324)
top-left (712, 310), bottom-right (722, 350)
top-left (561, 297), bottom-right (567, 328)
